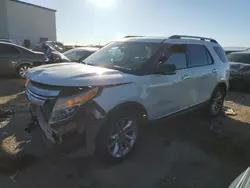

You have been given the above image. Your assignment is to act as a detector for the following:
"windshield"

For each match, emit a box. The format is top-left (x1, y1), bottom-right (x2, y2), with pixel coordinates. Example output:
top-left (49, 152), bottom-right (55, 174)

top-left (84, 41), bottom-right (160, 71)
top-left (64, 49), bottom-right (93, 61)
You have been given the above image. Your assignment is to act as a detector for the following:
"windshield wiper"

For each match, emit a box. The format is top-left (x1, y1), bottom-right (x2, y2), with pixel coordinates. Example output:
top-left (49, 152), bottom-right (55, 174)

top-left (81, 61), bottom-right (88, 65)
top-left (80, 62), bottom-right (132, 72)
top-left (112, 65), bottom-right (132, 71)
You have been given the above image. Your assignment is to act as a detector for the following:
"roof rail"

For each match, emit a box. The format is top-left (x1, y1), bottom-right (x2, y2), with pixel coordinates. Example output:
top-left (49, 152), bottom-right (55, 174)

top-left (124, 36), bottom-right (144, 38)
top-left (169, 35), bottom-right (218, 43)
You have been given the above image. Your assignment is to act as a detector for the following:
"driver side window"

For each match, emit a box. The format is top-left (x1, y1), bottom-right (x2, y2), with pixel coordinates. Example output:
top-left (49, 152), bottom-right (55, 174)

top-left (161, 44), bottom-right (187, 70)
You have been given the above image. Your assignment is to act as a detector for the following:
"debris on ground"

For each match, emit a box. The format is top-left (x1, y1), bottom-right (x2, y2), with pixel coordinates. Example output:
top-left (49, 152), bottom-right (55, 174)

top-left (10, 170), bottom-right (19, 183)
top-left (1, 135), bottom-right (24, 155)
top-left (210, 120), bottom-right (223, 135)
top-left (157, 176), bottom-right (172, 186)
top-left (227, 101), bottom-right (235, 105)
top-left (0, 109), bottom-right (15, 118)
top-left (0, 118), bottom-right (11, 128)
top-left (222, 106), bottom-right (237, 116)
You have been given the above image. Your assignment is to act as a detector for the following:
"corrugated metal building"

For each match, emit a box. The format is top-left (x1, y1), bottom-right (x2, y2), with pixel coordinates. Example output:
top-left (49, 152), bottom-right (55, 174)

top-left (0, 0), bottom-right (57, 48)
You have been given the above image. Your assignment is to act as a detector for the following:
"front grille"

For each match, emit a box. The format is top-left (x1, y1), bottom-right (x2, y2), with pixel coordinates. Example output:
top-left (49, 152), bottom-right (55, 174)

top-left (26, 81), bottom-right (62, 122)
top-left (27, 81), bottom-right (61, 98)
top-left (41, 98), bottom-right (57, 122)
top-left (26, 81), bottom-right (91, 123)
top-left (30, 80), bottom-right (62, 90)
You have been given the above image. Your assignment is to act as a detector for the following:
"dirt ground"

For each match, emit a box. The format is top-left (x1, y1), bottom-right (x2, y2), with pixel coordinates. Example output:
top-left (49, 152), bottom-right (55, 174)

top-left (1, 78), bottom-right (250, 188)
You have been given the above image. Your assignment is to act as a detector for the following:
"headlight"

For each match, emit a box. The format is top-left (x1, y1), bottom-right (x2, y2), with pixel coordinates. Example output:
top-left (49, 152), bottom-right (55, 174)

top-left (49, 87), bottom-right (99, 123)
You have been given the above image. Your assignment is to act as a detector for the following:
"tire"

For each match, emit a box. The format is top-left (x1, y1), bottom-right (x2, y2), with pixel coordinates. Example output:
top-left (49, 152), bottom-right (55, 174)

top-left (208, 86), bottom-right (226, 117)
top-left (95, 110), bottom-right (140, 162)
top-left (17, 64), bottom-right (31, 78)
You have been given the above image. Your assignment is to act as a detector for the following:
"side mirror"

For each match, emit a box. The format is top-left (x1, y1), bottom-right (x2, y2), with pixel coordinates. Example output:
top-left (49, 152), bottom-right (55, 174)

top-left (155, 64), bottom-right (176, 75)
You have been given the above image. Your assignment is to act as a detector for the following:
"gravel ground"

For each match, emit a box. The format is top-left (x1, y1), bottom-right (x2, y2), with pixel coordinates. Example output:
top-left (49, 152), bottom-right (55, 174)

top-left (0, 78), bottom-right (250, 188)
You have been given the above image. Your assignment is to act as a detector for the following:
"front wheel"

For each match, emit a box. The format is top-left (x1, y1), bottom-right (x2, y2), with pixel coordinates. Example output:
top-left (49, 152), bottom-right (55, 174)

top-left (17, 64), bottom-right (31, 78)
top-left (208, 86), bottom-right (225, 117)
top-left (95, 111), bottom-right (139, 162)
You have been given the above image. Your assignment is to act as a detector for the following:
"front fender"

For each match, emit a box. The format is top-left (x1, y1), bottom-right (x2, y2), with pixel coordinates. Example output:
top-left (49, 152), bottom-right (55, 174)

top-left (93, 83), bottom-right (147, 116)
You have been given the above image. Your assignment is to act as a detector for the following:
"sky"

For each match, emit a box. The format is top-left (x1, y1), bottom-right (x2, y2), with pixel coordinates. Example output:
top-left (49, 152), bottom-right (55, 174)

top-left (22, 0), bottom-right (250, 47)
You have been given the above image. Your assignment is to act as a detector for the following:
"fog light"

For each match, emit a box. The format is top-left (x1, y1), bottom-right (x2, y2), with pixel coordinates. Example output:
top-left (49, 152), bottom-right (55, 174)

top-left (50, 106), bottom-right (78, 123)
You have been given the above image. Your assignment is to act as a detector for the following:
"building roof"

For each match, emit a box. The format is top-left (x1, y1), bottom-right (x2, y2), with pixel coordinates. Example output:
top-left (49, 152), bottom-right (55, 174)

top-left (10, 0), bottom-right (56, 12)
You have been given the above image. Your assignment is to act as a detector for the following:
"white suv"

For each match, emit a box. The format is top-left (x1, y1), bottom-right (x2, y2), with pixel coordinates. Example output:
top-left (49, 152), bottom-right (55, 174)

top-left (25, 35), bottom-right (230, 161)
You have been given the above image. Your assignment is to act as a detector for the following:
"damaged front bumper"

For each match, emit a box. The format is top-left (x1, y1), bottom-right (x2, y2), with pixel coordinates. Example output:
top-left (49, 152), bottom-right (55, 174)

top-left (26, 81), bottom-right (107, 155)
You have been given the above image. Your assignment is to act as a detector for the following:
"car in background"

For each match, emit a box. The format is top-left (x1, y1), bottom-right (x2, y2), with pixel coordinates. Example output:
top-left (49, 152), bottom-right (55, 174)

top-left (0, 42), bottom-right (46, 78)
top-left (63, 47), bottom-right (99, 62)
top-left (228, 51), bottom-right (250, 87)
top-left (224, 47), bottom-right (248, 55)
top-left (46, 41), bottom-right (65, 52)
top-left (0, 39), bottom-right (19, 45)
top-left (44, 45), bottom-right (70, 63)
top-left (64, 45), bottom-right (75, 51)
top-left (34, 41), bottom-right (66, 53)
top-left (225, 50), bottom-right (242, 55)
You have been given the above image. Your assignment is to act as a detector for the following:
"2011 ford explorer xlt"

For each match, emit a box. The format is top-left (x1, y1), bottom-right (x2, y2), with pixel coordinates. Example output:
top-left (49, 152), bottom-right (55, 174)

top-left (25, 35), bottom-right (230, 161)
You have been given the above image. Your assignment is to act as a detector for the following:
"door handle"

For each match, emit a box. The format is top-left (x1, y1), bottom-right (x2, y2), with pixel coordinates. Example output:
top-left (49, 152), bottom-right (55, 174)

top-left (182, 75), bottom-right (191, 80)
top-left (212, 69), bottom-right (218, 74)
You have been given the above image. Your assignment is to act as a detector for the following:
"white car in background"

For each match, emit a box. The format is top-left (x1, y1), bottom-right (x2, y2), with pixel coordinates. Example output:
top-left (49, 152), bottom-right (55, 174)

top-left (0, 38), bottom-right (19, 45)
top-left (25, 35), bottom-right (230, 161)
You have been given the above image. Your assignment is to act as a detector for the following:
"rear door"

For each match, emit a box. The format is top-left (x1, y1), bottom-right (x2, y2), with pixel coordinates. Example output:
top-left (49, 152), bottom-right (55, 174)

top-left (0, 44), bottom-right (20, 75)
top-left (186, 43), bottom-right (216, 104)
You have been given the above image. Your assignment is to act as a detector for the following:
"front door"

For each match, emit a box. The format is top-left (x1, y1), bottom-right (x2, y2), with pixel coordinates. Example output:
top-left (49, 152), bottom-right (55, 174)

top-left (147, 42), bottom-right (196, 119)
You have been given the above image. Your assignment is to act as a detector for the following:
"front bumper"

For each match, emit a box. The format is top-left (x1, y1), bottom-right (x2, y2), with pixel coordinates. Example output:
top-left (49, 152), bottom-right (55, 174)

top-left (25, 79), bottom-right (108, 155)
top-left (28, 100), bottom-right (106, 154)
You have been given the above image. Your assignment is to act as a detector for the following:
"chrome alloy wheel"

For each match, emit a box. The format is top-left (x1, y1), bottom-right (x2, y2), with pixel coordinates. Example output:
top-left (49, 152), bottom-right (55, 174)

top-left (108, 117), bottom-right (138, 158)
top-left (211, 90), bottom-right (224, 115)
top-left (19, 65), bottom-right (31, 77)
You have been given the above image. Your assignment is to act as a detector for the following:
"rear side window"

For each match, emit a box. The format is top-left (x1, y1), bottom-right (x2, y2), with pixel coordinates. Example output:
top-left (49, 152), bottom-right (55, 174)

top-left (187, 44), bottom-right (212, 67)
top-left (163, 44), bottom-right (187, 70)
top-left (228, 53), bottom-right (250, 64)
top-left (0, 44), bottom-right (20, 55)
top-left (213, 46), bottom-right (228, 63)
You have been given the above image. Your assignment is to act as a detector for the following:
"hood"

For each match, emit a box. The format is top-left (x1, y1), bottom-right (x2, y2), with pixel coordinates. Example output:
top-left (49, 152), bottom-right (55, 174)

top-left (26, 63), bottom-right (137, 86)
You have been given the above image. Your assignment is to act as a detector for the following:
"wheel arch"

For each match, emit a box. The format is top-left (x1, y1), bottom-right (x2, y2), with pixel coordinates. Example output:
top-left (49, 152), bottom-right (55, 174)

top-left (210, 81), bottom-right (228, 101)
top-left (215, 81), bottom-right (228, 95)
top-left (106, 101), bottom-right (149, 125)
top-left (16, 61), bottom-right (33, 69)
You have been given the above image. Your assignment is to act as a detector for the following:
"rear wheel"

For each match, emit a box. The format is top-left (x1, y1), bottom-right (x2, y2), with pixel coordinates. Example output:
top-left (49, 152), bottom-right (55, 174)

top-left (17, 64), bottom-right (31, 78)
top-left (208, 86), bottom-right (225, 117)
top-left (95, 110), bottom-right (139, 162)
